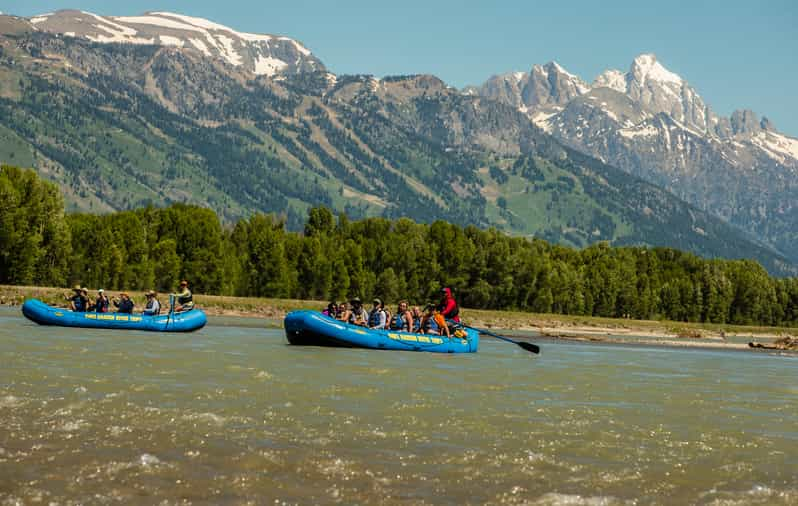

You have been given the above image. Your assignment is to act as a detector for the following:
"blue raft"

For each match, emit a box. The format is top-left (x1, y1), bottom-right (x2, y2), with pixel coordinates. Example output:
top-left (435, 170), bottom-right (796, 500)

top-left (284, 310), bottom-right (478, 353)
top-left (22, 298), bottom-right (207, 332)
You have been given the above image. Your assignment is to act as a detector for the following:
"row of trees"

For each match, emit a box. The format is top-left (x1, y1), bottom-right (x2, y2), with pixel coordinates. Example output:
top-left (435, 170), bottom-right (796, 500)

top-left (2, 165), bottom-right (798, 326)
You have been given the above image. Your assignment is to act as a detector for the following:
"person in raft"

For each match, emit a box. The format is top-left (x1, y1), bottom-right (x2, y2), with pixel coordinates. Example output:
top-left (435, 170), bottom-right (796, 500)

top-left (411, 305), bottom-right (423, 332)
top-left (94, 289), bottom-right (110, 313)
top-left (389, 300), bottom-right (414, 332)
top-left (172, 280), bottom-right (194, 312)
top-left (342, 297), bottom-right (368, 326)
top-left (419, 304), bottom-right (450, 337)
top-left (143, 290), bottom-right (161, 316)
top-left (335, 301), bottom-right (348, 321)
top-left (380, 300), bottom-right (392, 330)
top-left (323, 301), bottom-right (338, 317)
top-left (368, 298), bottom-right (387, 329)
top-left (113, 292), bottom-right (134, 314)
top-left (437, 287), bottom-right (460, 324)
top-left (65, 285), bottom-right (88, 312)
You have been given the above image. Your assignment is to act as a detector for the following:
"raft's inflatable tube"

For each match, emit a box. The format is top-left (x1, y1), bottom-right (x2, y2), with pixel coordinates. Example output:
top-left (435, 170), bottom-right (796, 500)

top-left (22, 298), bottom-right (206, 332)
top-left (284, 310), bottom-right (478, 353)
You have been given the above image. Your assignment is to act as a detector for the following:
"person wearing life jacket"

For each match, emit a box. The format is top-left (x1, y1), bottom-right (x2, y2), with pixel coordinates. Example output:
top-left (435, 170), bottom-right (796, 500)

top-left (368, 298), bottom-right (386, 329)
top-left (65, 285), bottom-right (87, 312)
top-left (390, 300), bottom-right (413, 332)
top-left (173, 280), bottom-right (194, 312)
top-left (419, 304), bottom-right (438, 334)
top-left (94, 289), bottom-right (109, 313)
top-left (143, 291), bottom-right (161, 316)
top-left (344, 297), bottom-right (368, 326)
top-left (437, 287), bottom-right (460, 323)
top-left (420, 304), bottom-right (451, 337)
top-left (411, 305), bottom-right (423, 332)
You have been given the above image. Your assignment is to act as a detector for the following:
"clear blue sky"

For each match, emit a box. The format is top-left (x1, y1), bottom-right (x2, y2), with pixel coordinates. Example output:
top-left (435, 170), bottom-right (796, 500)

top-left (6, 0), bottom-right (798, 135)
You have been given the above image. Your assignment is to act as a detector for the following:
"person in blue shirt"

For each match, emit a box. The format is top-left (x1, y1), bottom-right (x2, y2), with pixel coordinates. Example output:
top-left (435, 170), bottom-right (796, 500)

top-left (64, 285), bottom-right (87, 312)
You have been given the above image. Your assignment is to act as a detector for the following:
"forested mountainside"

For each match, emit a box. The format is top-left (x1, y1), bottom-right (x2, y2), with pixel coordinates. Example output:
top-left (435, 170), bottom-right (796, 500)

top-left (473, 55), bottom-right (798, 264)
top-left (0, 13), bottom-right (794, 275)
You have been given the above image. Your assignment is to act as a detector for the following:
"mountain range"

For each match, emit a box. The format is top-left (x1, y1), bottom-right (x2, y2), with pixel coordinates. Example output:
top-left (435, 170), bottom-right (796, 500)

top-left (471, 54), bottom-right (798, 265)
top-left (0, 10), bottom-right (796, 275)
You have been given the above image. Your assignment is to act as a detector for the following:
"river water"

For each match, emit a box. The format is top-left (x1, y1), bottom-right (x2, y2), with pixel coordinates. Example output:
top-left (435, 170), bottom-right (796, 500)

top-left (1, 308), bottom-right (796, 505)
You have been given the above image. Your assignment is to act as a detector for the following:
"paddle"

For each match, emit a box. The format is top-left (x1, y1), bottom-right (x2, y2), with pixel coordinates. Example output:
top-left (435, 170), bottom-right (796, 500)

top-left (165, 294), bottom-right (175, 330)
top-left (462, 324), bottom-right (540, 354)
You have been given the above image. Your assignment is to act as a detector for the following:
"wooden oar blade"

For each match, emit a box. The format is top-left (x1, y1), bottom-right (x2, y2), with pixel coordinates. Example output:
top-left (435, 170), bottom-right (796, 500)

top-left (518, 341), bottom-right (540, 354)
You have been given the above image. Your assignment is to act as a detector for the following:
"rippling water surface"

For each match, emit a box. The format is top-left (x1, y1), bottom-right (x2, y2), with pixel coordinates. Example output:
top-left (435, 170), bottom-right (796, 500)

top-left (1, 308), bottom-right (796, 505)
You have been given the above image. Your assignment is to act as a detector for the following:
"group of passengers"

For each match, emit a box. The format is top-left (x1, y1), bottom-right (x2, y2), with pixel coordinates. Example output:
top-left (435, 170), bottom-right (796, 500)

top-left (322, 288), bottom-right (462, 337)
top-left (64, 280), bottom-right (195, 316)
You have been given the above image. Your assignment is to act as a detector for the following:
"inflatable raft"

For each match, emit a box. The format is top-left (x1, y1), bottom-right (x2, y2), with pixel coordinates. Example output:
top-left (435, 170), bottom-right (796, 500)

top-left (22, 298), bottom-right (207, 332)
top-left (284, 310), bottom-right (478, 353)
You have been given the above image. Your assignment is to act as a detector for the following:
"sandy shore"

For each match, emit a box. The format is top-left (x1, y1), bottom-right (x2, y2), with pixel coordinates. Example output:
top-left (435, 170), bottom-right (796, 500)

top-left (3, 284), bottom-right (796, 353)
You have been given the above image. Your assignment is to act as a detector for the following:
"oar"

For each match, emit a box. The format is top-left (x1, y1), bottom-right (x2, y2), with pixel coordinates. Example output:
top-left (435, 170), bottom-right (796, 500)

top-left (463, 324), bottom-right (540, 354)
top-left (165, 294), bottom-right (175, 330)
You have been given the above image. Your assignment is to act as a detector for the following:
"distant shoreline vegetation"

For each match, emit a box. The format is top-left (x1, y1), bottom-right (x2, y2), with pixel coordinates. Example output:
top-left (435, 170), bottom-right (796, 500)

top-left (1, 164), bottom-right (797, 326)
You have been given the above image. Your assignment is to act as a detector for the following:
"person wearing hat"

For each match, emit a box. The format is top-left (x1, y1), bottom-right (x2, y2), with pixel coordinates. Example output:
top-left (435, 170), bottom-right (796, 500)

top-left (112, 292), bottom-right (134, 314)
top-left (81, 287), bottom-right (94, 311)
top-left (367, 298), bottom-right (386, 329)
top-left (143, 290), bottom-right (161, 316)
top-left (64, 284), bottom-right (88, 312)
top-left (343, 297), bottom-right (367, 326)
top-left (94, 288), bottom-right (110, 313)
top-left (172, 280), bottom-right (194, 312)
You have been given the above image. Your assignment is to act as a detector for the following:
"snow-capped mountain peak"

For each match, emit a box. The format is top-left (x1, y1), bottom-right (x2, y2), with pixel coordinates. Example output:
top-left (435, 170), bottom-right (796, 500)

top-left (630, 53), bottom-right (682, 85)
top-left (593, 69), bottom-right (626, 93)
top-left (28, 10), bottom-right (324, 76)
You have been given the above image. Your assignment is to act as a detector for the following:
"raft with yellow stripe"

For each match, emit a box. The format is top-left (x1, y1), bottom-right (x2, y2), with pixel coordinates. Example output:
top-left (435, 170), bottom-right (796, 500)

top-left (21, 299), bottom-right (206, 332)
top-left (284, 310), bottom-right (478, 353)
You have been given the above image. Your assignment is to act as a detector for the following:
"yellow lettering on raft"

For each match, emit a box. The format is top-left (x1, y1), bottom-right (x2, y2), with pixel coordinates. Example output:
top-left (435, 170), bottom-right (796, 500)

top-left (98, 314), bottom-right (115, 320)
top-left (388, 333), bottom-right (401, 340)
top-left (431, 337), bottom-right (443, 344)
top-left (115, 315), bottom-right (129, 321)
top-left (130, 316), bottom-right (142, 322)
top-left (84, 313), bottom-right (97, 319)
top-left (417, 336), bottom-right (431, 343)
top-left (402, 335), bottom-right (418, 342)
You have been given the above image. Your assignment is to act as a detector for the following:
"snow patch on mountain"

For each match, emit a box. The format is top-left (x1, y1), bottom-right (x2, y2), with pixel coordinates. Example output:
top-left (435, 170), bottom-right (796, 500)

top-left (618, 124), bottom-right (660, 139)
top-left (28, 10), bottom-right (324, 77)
top-left (188, 37), bottom-right (212, 56)
top-left (750, 132), bottom-right (798, 165)
top-left (632, 53), bottom-right (682, 85)
top-left (254, 55), bottom-right (287, 76)
top-left (30, 15), bottom-right (52, 24)
top-left (593, 69), bottom-right (626, 93)
top-left (158, 35), bottom-right (184, 47)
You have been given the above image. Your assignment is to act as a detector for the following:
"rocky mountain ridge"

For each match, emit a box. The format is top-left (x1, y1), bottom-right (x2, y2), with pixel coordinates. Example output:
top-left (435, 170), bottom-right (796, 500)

top-left (26, 10), bottom-right (325, 76)
top-left (473, 53), bottom-right (798, 262)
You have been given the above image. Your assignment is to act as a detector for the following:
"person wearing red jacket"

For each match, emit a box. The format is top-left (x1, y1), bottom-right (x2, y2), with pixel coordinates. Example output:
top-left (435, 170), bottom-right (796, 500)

top-left (437, 287), bottom-right (460, 323)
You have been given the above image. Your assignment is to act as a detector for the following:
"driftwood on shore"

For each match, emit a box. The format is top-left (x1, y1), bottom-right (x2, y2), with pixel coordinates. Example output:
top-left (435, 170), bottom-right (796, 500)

top-left (749, 336), bottom-right (798, 350)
